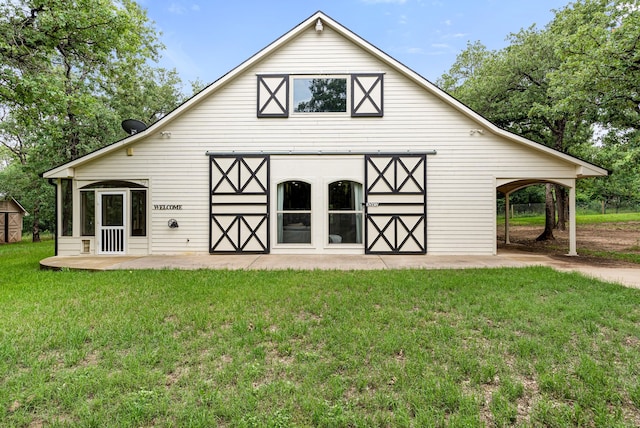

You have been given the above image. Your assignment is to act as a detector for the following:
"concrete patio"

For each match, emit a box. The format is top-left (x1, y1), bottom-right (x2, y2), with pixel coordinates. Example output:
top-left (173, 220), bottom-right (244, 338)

top-left (40, 250), bottom-right (640, 290)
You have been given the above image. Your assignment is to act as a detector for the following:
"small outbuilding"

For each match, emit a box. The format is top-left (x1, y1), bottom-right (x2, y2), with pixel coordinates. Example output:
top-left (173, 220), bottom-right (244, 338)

top-left (42, 11), bottom-right (607, 258)
top-left (0, 194), bottom-right (28, 244)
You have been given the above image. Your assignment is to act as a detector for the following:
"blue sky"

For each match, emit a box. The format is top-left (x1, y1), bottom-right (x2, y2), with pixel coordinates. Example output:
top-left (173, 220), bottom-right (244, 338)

top-left (138, 0), bottom-right (571, 88)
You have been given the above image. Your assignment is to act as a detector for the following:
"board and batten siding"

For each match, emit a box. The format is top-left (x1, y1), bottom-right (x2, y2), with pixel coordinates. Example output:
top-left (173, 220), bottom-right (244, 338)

top-left (70, 24), bottom-right (580, 255)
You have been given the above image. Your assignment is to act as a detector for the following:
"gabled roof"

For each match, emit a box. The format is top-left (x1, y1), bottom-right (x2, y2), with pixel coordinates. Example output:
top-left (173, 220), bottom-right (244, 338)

top-left (0, 193), bottom-right (28, 215)
top-left (43, 11), bottom-right (607, 179)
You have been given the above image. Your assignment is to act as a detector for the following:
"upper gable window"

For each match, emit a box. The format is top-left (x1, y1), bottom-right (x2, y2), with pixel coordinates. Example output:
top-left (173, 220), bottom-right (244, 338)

top-left (257, 73), bottom-right (383, 118)
top-left (293, 77), bottom-right (347, 113)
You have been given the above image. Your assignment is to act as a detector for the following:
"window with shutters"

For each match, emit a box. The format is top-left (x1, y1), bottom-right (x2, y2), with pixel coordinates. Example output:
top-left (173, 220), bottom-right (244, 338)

top-left (258, 74), bottom-right (383, 118)
top-left (293, 77), bottom-right (347, 113)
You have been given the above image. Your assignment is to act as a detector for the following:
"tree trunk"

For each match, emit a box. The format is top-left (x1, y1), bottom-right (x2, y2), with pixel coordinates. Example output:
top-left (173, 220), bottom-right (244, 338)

top-left (32, 202), bottom-right (41, 243)
top-left (536, 183), bottom-right (556, 241)
top-left (555, 185), bottom-right (567, 231)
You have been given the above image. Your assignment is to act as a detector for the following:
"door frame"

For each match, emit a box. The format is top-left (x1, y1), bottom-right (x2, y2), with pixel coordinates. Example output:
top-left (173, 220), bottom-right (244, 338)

top-left (96, 190), bottom-right (126, 255)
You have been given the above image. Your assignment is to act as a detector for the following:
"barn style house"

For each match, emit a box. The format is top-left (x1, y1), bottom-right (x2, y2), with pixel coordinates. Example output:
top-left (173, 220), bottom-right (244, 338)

top-left (42, 11), bottom-right (607, 258)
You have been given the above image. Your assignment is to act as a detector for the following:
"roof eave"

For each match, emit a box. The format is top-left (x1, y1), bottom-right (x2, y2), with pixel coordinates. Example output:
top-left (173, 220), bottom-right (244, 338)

top-left (41, 11), bottom-right (608, 179)
top-left (307, 13), bottom-right (608, 177)
top-left (42, 13), bottom-right (325, 179)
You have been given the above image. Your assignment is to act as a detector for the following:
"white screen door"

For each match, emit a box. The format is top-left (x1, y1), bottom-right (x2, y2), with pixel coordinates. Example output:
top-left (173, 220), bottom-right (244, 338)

top-left (97, 191), bottom-right (126, 254)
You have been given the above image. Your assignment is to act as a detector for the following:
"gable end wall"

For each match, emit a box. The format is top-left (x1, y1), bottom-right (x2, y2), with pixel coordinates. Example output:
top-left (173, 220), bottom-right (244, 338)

top-left (72, 25), bottom-right (580, 255)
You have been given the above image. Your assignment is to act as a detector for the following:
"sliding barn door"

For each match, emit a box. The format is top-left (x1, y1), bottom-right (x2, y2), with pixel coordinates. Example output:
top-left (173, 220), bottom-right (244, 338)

top-left (364, 154), bottom-right (427, 254)
top-left (7, 213), bottom-right (20, 243)
top-left (210, 154), bottom-right (270, 253)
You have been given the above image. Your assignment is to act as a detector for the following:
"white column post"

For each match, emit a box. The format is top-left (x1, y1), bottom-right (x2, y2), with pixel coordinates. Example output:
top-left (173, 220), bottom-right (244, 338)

top-left (568, 182), bottom-right (577, 256)
top-left (505, 191), bottom-right (511, 244)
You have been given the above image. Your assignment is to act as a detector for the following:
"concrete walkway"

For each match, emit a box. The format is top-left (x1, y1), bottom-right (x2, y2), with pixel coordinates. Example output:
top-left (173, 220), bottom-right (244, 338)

top-left (40, 250), bottom-right (640, 289)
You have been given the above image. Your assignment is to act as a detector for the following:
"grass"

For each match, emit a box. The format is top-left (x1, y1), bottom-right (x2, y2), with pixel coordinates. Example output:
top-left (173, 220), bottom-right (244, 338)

top-left (2, 241), bottom-right (640, 426)
top-left (497, 212), bottom-right (640, 264)
top-left (497, 212), bottom-right (640, 227)
top-left (578, 249), bottom-right (640, 265)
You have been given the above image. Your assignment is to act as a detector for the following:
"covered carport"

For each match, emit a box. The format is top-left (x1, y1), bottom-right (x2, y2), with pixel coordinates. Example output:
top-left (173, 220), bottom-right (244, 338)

top-left (497, 178), bottom-right (579, 256)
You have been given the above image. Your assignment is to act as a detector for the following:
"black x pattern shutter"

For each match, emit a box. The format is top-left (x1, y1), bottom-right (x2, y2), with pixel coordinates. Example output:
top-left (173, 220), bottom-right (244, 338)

top-left (364, 154), bottom-right (426, 254)
top-left (257, 75), bottom-right (289, 118)
top-left (351, 74), bottom-right (383, 117)
top-left (210, 154), bottom-right (270, 254)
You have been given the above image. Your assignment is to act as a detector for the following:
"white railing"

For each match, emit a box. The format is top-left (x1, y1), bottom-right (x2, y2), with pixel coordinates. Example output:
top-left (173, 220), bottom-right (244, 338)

top-left (100, 226), bottom-right (125, 254)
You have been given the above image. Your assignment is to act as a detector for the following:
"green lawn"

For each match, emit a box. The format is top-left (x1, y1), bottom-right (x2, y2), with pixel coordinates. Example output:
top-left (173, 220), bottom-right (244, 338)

top-left (498, 212), bottom-right (640, 227)
top-left (497, 213), bottom-right (640, 264)
top-left (2, 241), bottom-right (640, 426)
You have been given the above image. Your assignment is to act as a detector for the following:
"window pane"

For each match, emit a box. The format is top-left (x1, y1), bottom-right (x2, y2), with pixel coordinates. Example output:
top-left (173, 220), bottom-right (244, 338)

top-left (294, 78), bottom-right (347, 113)
top-left (278, 213), bottom-right (311, 243)
top-left (328, 181), bottom-right (363, 244)
top-left (131, 190), bottom-right (146, 236)
top-left (329, 213), bottom-right (363, 244)
top-left (81, 191), bottom-right (95, 236)
top-left (61, 179), bottom-right (73, 236)
top-left (281, 181), bottom-right (311, 210)
top-left (329, 181), bottom-right (361, 210)
top-left (277, 180), bottom-right (311, 244)
top-left (102, 194), bottom-right (123, 227)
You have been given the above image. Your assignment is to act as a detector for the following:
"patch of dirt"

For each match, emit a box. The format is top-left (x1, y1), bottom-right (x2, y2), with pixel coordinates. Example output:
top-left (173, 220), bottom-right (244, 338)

top-left (497, 221), bottom-right (640, 268)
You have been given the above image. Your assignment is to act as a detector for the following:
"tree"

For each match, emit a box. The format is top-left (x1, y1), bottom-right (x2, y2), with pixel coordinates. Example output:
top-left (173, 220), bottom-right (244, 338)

top-left (439, 27), bottom-right (593, 240)
top-left (438, 41), bottom-right (493, 96)
top-left (549, 0), bottom-right (640, 131)
top-left (548, 0), bottom-right (640, 208)
top-left (0, 0), bottom-right (186, 240)
top-left (296, 78), bottom-right (347, 112)
top-left (583, 130), bottom-right (640, 213)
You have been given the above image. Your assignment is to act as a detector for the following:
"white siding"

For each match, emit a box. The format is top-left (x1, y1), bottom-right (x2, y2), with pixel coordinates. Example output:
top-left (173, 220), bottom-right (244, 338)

top-left (58, 237), bottom-right (80, 255)
top-left (66, 25), bottom-right (580, 256)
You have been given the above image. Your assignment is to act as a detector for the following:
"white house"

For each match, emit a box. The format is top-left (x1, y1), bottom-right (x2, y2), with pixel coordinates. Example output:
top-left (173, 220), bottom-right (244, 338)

top-left (42, 11), bottom-right (607, 258)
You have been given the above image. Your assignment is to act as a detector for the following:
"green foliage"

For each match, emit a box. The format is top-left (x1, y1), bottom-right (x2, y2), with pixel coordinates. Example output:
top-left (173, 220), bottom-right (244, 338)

top-left (548, 0), bottom-right (640, 208)
top-left (2, 241), bottom-right (640, 425)
top-left (550, 0), bottom-right (640, 131)
top-left (0, 162), bottom-right (55, 233)
top-left (586, 137), bottom-right (640, 211)
top-left (439, 25), bottom-right (588, 153)
top-left (0, 0), bottom-right (187, 236)
top-left (296, 78), bottom-right (347, 112)
top-left (440, 0), bottom-right (640, 229)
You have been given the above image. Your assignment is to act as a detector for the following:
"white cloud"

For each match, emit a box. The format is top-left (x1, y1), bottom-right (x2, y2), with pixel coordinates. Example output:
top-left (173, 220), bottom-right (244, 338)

top-left (405, 47), bottom-right (425, 54)
top-left (168, 3), bottom-right (185, 14)
top-left (168, 2), bottom-right (200, 15)
top-left (444, 19), bottom-right (452, 26)
top-left (441, 32), bottom-right (467, 39)
top-left (162, 42), bottom-right (204, 82)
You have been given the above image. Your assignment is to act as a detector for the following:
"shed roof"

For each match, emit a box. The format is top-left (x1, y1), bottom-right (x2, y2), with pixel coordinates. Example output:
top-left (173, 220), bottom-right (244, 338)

top-left (0, 193), bottom-right (28, 215)
top-left (42, 11), bottom-right (607, 180)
